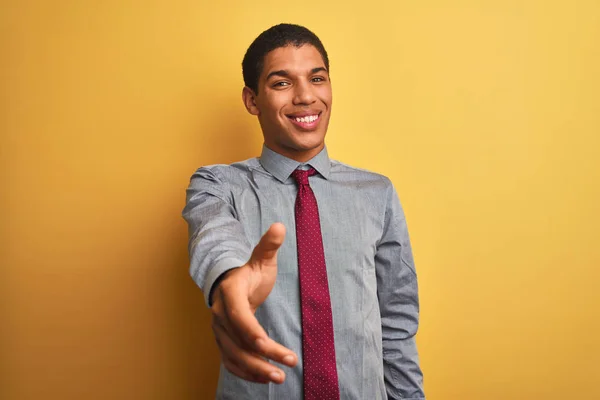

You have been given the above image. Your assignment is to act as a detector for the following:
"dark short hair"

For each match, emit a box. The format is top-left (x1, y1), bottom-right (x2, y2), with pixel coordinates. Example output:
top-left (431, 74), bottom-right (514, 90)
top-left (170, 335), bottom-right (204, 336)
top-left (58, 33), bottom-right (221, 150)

top-left (242, 23), bottom-right (330, 94)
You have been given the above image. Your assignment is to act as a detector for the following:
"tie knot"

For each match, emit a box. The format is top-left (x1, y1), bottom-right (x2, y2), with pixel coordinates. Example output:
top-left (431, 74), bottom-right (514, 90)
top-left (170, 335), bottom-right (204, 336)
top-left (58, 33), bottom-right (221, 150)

top-left (292, 167), bottom-right (316, 185)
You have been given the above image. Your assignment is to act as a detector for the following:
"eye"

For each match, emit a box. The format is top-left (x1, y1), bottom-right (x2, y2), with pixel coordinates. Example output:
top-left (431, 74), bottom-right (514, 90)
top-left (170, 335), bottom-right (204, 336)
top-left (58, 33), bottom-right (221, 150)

top-left (312, 76), bottom-right (326, 83)
top-left (273, 81), bottom-right (290, 88)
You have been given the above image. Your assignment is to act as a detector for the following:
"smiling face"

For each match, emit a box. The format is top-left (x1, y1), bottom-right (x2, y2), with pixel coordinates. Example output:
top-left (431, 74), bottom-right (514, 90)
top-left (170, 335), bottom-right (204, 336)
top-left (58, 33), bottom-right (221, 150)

top-left (242, 44), bottom-right (332, 162)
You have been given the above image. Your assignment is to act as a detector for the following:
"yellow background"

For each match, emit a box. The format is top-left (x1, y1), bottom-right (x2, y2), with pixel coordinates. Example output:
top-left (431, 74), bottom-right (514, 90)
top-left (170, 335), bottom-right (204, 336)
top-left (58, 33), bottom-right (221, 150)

top-left (2, 1), bottom-right (599, 399)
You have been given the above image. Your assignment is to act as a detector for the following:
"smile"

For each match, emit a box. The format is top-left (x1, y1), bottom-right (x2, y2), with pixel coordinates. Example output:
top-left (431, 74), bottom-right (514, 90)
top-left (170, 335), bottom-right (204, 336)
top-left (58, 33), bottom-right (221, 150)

top-left (287, 112), bottom-right (322, 130)
top-left (293, 114), bottom-right (319, 123)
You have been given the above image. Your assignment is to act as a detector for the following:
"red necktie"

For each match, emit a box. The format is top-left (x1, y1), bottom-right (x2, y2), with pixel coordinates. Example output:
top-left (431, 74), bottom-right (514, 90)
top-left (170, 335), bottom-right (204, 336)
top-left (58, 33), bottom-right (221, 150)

top-left (292, 168), bottom-right (340, 400)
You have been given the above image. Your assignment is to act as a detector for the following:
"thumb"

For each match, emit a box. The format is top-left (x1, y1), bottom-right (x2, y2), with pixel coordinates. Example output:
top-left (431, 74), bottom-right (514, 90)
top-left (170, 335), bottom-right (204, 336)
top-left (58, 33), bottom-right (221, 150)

top-left (250, 223), bottom-right (286, 265)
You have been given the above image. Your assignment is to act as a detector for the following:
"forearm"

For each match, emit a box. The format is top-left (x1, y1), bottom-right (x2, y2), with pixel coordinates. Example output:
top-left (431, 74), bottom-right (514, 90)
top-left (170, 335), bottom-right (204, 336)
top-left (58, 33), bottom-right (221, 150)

top-left (379, 274), bottom-right (424, 399)
top-left (382, 334), bottom-right (424, 399)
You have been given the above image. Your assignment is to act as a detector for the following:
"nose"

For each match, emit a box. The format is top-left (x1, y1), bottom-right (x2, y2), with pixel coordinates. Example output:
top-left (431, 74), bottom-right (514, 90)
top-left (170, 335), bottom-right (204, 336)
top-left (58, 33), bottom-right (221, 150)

top-left (292, 79), bottom-right (316, 105)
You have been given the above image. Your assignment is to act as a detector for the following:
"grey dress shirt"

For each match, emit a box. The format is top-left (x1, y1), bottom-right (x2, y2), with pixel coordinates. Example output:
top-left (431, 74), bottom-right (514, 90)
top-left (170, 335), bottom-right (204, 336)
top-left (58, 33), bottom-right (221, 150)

top-left (182, 146), bottom-right (425, 400)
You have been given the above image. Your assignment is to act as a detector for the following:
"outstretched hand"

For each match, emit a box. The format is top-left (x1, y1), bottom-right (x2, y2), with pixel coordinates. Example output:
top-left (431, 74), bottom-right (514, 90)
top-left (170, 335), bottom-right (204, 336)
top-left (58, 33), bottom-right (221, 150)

top-left (210, 223), bottom-right (298, 384)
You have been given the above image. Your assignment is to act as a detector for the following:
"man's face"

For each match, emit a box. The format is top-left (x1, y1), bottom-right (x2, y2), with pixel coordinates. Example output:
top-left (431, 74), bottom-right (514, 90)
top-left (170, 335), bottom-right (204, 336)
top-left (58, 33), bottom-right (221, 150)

top-left (243, 45), bottom-right (332, 162)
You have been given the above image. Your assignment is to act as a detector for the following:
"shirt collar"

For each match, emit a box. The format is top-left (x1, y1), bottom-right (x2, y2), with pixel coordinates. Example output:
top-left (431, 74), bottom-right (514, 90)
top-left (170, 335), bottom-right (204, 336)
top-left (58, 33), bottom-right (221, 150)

top-left (259, 145), bottom-right (331, 183)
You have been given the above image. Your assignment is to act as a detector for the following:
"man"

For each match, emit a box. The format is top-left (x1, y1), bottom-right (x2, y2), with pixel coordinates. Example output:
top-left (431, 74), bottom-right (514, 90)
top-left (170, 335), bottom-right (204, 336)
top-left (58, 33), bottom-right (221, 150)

top-left (183, 23), bottom-right (424, 400)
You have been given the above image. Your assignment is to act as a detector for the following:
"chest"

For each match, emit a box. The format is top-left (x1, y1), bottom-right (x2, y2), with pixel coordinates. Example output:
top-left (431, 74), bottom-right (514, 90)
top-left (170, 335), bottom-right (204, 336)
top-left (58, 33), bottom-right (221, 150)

top-left (231, 174), bottom-right (386, 273)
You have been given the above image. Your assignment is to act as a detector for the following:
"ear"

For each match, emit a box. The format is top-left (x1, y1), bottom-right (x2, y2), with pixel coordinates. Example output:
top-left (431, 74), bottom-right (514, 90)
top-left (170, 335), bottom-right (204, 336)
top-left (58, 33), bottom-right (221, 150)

top-left (242, 86), bottom-right (260, 116)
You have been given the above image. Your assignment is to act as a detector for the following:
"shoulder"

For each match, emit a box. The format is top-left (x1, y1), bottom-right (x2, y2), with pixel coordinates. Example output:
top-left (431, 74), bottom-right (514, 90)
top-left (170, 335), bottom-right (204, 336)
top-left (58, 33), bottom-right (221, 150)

top-left (330, 159), bottom-right (394, 192)
top-left (186, 158), bottom-right (261, 200)
top-left (329, 160), bottom-right (402, 213)
top-left (189, 158), bottom-right (261, 184)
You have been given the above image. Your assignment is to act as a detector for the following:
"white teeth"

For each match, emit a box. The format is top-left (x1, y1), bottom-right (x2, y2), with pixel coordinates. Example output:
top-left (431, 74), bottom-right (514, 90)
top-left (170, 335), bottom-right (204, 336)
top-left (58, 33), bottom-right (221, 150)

top-left (294, 115), bottom-right (318, 123)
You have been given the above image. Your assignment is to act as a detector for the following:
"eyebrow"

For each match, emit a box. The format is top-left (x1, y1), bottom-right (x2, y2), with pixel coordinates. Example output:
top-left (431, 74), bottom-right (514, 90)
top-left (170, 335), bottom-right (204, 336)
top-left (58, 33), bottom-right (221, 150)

top-left (265, 67), bottom-right (328, 81)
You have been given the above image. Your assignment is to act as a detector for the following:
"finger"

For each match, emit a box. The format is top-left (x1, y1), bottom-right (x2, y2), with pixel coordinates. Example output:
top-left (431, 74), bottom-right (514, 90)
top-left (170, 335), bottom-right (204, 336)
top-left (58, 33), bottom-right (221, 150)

top-left (225, 304), bottom-right (297, 367)
top-left (214, 329), bottom-right (269, 384)
top-left (214, 322), bottom-right (286, 384)
top-left (254, 336), bottom-right (298, 368)
top-left (220, 283), bottom-right (268, 346)
top-left (222, 287), bottom-right (296, 365)
top-left (213, 319), bottom-right (260, 383)
top-left (249, 223), bottom-right (286, 265)
top-left (223, 359), bottom-right (269, 384)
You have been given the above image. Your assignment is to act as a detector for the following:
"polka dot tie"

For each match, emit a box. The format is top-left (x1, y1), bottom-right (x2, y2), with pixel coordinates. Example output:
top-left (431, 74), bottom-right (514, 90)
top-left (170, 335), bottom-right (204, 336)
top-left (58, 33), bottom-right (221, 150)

top-left (292, 168), bottom-right (340, 400)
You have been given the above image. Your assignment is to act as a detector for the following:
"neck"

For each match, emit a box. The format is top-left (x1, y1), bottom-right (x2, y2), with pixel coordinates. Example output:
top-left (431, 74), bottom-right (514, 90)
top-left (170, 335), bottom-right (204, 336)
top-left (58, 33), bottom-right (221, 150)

top-left (265, 143), bottom-right (325, 163)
